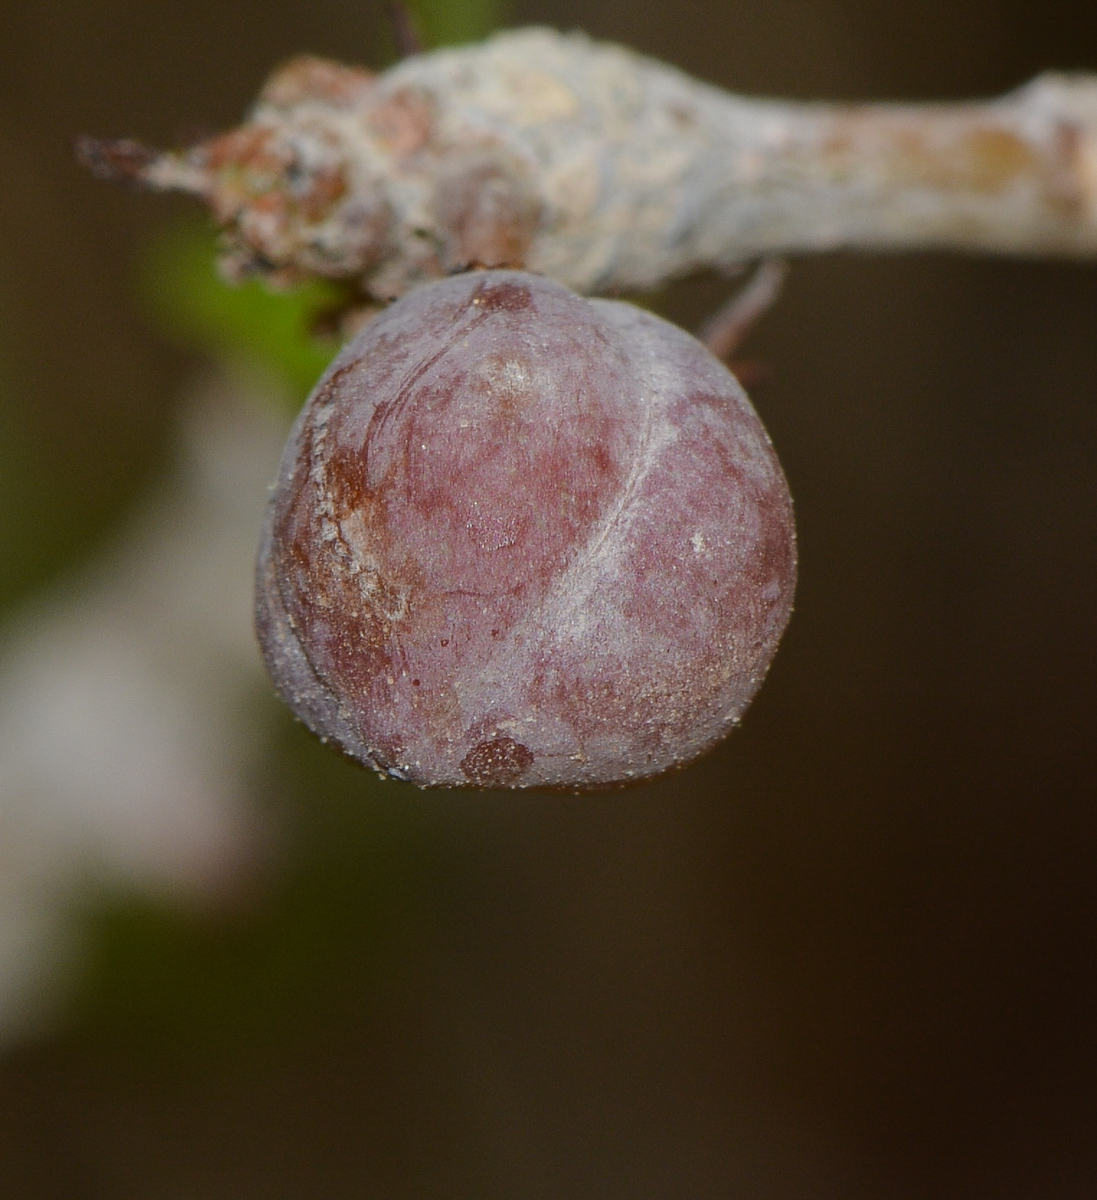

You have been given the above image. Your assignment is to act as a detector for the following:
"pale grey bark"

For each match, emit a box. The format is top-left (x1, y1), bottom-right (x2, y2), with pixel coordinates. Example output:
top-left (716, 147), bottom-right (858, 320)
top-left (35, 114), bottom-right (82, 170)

top-left (83, 28), bottom-right (1097, 299)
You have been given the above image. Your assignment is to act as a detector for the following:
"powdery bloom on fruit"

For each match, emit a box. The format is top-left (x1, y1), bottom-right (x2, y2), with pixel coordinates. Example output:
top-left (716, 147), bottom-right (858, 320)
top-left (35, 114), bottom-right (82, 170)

top-left (257, 271), bottom-right (796, 789)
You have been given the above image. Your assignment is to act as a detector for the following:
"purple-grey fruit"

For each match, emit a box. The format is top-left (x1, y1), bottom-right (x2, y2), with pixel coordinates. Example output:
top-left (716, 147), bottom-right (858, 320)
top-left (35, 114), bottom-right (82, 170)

top-left (256, 270), bottom-right (795, 788)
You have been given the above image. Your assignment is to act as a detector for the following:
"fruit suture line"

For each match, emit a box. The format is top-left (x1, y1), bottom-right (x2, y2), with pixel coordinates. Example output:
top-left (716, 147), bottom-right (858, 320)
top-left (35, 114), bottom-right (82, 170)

top-left (80, 26), bottom-right (1097, 312)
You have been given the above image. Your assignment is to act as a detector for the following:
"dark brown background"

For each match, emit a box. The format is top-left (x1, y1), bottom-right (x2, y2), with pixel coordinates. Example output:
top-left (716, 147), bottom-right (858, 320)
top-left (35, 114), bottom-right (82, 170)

top-left (1, 1), bottom-right (1097, 1196)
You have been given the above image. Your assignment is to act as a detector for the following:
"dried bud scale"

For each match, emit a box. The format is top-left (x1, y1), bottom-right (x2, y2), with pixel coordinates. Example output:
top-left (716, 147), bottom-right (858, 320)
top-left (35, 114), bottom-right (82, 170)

top-left (255, 271), bottom-right (796, 789)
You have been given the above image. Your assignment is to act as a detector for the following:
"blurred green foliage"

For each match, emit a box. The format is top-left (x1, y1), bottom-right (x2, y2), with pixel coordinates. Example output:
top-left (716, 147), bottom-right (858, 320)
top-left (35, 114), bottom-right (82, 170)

top-left (140, 222), bottom-right (345, 409)
top-left (410, 0), bottom-right (507, 49)
top-left (74, 716), bottom-right (434, 1067)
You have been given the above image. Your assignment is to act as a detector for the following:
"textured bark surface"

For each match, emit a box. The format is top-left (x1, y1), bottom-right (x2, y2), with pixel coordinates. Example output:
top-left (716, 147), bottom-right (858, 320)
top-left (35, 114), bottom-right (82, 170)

top-left (81, 27), bottom-right (1097, 302)
top-left (256, 271), bottom-right (795, 788)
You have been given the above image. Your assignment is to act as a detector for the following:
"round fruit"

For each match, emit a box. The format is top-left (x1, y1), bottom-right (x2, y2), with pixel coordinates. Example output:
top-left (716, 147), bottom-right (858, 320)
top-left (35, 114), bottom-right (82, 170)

top-left (256, 270), bottom-right (795, 788)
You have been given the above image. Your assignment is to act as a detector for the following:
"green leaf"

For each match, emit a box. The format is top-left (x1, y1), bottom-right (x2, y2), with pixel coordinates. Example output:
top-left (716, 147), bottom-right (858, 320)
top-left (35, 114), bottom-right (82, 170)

top-left (139, 221), bottom-right (345, 405)
top-left (412, 0), bottom-right (508, 47)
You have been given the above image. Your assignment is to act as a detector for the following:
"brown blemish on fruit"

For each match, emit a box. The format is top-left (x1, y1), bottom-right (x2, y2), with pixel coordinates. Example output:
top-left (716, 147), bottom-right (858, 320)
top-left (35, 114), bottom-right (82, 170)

top-left (470, 276), bottom-right (533, 313)
top-left (460, 737), bottom-right (535, 787)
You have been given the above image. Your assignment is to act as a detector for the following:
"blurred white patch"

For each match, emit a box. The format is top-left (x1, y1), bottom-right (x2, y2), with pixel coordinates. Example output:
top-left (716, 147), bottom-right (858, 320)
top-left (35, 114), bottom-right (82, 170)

top-left (0, 373), bottom-right (290, 1041)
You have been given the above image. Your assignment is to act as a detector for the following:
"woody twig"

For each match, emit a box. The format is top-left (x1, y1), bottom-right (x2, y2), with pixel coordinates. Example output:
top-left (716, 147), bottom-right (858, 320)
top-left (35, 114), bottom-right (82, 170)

top-left (78, 27), bottom-right (1097, 304)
